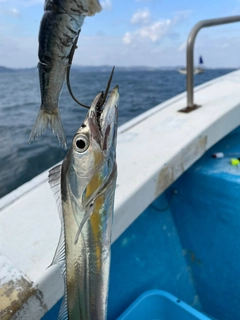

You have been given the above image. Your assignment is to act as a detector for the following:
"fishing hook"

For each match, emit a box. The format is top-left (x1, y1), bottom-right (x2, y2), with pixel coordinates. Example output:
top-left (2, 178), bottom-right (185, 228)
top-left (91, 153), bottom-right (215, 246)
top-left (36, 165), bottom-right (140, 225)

top-left (66, 32), bottom-right (115, 109)
top-left (96, 66), bottom-right (115, 108)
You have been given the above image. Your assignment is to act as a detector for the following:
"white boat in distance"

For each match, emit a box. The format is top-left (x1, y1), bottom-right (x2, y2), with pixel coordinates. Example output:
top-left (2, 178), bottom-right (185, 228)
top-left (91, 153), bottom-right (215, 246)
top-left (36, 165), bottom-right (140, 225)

top-left (178, 56), bottom-right (205, 74)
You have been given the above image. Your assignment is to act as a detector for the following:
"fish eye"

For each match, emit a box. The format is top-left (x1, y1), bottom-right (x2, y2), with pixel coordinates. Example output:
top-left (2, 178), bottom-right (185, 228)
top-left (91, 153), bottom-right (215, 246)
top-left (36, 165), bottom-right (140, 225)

top-left (73, 134), bottom-right (89, 153)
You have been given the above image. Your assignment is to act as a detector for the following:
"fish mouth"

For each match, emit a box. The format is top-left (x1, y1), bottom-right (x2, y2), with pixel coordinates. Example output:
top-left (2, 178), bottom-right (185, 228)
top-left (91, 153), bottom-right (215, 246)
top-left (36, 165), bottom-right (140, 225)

top-left (88, 85), bottom-right (119, 144)
top-left (99, 86), bottom-right (119, 130)
top-left (95, 92), bottom-right (105, 132)
top-left (92, 86), bottom-right (119, 131)
top-left (83, 85), bottom-right (119, 153)
top-left (99, 86), bottom-right (119, 150)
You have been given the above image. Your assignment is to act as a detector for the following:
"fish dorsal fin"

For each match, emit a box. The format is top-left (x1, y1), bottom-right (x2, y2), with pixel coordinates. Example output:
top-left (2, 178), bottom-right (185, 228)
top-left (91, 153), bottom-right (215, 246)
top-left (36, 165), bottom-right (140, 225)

top-left (57, 287), bottom-right (68, 320)
top-left (49, 164), bottom-right (68, 320)
top-left (48, 164), bottom-right (66, 266)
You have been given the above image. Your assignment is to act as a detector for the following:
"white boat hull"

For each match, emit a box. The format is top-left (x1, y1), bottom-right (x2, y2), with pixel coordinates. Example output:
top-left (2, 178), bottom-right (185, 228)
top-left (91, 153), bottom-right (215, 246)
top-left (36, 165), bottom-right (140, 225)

top-left (178, 67), bottom-right (205, 75)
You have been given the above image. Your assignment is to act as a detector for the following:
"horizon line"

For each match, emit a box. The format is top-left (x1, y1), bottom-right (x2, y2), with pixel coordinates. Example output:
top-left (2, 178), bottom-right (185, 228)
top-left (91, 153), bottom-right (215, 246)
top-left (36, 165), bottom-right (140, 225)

top-left (0, 65), bottom-right (238, 70)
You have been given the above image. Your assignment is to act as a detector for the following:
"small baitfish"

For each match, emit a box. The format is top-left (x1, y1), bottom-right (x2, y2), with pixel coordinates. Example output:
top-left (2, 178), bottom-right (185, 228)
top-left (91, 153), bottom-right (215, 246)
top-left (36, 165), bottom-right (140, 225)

top-left (29, 0), bottom-right (102, 148)
top-left (48, 85), bottom-right (119, 320)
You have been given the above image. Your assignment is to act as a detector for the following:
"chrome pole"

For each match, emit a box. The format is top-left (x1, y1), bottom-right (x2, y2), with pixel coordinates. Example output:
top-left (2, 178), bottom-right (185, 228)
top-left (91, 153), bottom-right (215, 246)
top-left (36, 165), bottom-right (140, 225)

top-left (186, 15), bottom-right (240, 108)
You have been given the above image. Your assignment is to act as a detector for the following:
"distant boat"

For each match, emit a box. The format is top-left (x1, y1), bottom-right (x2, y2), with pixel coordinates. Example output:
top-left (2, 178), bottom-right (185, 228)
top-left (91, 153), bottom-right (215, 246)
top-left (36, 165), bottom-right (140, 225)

top-left (178, 55), bottom-right (205, 74)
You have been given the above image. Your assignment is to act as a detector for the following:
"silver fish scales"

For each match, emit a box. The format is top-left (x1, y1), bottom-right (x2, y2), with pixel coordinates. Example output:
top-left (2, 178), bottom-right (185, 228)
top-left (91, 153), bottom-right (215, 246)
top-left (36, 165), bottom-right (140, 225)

top-left (48, 85), bottom-right (119, 319)
top-left (29, 0), bottom-right (102, 148)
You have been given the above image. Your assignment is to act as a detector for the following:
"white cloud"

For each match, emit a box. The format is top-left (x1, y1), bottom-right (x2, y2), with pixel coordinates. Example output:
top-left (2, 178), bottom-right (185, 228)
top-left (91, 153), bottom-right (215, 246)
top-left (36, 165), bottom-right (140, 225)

top-left (123, 19), bottom-right (172, 44)
top-left (100, 0), bottom-right (112, 10)
top-left (131, 8), bottom-right (151, 25)
top-left (0, 5), bottom-right (239, 69)
top-left (172, 10), bottom-right (192, 20)
top-left (178, 42), bottom-right (186, 52)
top-left (9, 8), bottom-right (20, 17)
top-left (122, 32), bottom-right (132, 44)
top-left (1, 33), bottom-right (240, 69)
top-left (123, 9), bottom-right (192, 47)
top-left (0, 7), bottom-right (20, 17)
top-left (138, 20), bottom-right (171, 41)
top-left (219, 43), bottom-right (229, 49)
top-left (0, 35), bottom-right (38, 68)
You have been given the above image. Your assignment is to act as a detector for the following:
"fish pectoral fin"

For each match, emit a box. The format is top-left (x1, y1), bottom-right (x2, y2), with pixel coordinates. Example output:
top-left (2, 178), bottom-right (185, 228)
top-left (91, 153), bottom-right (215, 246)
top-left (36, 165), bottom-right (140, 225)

top-left (74, 179), bottom-right (114, 244)
top-left (48, 228), bottom-right (66, 268)
top-left (48, 164), bottom-right (67, 320)
top-left (29, 108), bottom-right (67, 149)
top-left (48, 164), bottom-right (66, 267)
top-left (74, 203), bottom-right (94, 245)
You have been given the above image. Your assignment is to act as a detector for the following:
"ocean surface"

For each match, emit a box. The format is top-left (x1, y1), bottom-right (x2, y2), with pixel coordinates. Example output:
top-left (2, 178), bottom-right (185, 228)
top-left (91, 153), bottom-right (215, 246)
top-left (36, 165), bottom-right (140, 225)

top-left (0, 68), bottom-right (235, 198)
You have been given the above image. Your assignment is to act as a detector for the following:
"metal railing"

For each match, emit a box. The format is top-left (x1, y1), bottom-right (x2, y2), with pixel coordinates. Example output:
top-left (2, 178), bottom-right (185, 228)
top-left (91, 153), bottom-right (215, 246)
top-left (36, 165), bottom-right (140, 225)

top-left (186, 15), bottom-right (240, 109)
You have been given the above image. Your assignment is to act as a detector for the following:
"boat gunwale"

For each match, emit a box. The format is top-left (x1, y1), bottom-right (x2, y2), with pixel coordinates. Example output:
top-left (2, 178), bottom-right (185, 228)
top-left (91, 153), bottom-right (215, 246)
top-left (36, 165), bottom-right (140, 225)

top-left (0, 69), bottom-right (236, 212)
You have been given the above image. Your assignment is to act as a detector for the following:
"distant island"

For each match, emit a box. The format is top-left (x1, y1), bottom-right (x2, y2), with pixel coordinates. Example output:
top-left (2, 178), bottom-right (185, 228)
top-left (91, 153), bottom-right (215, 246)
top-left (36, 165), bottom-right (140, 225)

top-left (0, 65), bottom-right (237, 73)
top-left (0, 66), bottom-right (14, 73)
top-left (0, 66), bottom-right (36, 73)
top-left (0, 65), bottom-right (181, 73)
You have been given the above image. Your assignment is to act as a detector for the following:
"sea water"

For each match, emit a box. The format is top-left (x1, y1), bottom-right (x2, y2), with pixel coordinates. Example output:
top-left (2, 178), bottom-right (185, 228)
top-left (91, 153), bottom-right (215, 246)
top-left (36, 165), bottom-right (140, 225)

top-left (0, 68), bottom-right (234, 198)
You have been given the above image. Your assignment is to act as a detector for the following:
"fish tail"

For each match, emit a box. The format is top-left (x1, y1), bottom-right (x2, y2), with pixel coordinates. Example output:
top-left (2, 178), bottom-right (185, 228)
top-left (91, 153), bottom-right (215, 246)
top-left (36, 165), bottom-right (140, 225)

top-left (29, 108), bottom-right (67, 148)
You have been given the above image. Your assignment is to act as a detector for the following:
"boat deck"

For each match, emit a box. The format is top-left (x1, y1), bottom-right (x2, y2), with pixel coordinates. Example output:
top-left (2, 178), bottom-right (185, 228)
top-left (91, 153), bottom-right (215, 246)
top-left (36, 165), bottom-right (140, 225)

top-left (1, 70), bottom-right (240, 319)
top-left (106, 126), bottom-right (240, 320)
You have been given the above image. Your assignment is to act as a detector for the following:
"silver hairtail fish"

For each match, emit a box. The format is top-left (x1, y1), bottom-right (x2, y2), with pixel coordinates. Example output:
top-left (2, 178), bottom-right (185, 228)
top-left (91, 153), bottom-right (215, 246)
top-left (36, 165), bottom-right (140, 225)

top-left (29, 0), bottom-right (102, 148)
top-left (48, 86), bottom-right (119, 319)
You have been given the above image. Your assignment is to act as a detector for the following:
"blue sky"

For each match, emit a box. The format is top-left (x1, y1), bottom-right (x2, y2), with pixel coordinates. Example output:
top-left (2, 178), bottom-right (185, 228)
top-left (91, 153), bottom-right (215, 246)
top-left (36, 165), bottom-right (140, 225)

top-left (1, 0), bottom-right (240, 68)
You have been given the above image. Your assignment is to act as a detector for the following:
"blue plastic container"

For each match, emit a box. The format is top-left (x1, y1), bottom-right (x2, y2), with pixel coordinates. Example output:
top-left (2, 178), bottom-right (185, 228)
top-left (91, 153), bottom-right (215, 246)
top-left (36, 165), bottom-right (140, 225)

top-left (117, 290), bottom-right (212, 320)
